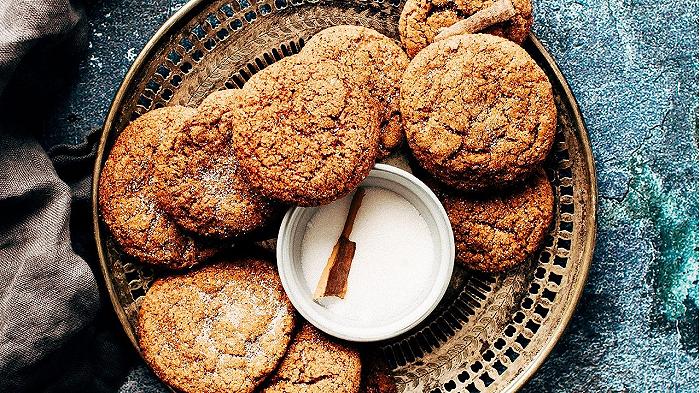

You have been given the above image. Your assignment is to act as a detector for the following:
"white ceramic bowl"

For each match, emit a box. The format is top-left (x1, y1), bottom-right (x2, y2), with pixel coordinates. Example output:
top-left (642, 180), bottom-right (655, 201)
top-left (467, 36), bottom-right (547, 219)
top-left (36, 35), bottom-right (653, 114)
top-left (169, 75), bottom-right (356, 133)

top-left (276, 164), bottom-right (454, 342)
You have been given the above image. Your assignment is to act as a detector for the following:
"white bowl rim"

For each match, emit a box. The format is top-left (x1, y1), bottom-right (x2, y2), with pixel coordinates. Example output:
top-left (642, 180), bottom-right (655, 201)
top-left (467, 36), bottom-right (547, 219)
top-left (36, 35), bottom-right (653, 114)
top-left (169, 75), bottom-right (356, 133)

top-left (276, 163), bottom-right (455, 342)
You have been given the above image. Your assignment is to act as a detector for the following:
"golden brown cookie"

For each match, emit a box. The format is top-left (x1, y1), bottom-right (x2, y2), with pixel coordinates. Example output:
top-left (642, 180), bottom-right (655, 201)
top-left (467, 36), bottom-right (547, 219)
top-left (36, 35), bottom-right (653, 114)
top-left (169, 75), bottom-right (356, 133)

top-left (401, 34), bottom-right (556, 191)
top-left (229, 55), bottom-right (381, 206)
top-left (399, 0), bottom-right (532, 58)
top-left (301, 26), bottom-right (409, 158)
top-left (138, 257), bottom-right (297, 393)
top-left (435, 168), bottom-right (553, 272)
top-left (261, 323), bottom-right (362, 393)
top-left (98, 106), bottom-right (215, 268)
top-left (153, 89), bottom-right (277, 239)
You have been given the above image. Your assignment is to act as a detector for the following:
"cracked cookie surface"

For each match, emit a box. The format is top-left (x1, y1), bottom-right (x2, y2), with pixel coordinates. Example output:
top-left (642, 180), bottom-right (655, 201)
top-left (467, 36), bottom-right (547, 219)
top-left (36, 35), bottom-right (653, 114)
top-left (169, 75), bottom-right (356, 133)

top-left (229, 55), bottom-right (380, 206)
top-left (398, 0), bottom-right (533, 58)
top-left (434, 168), bottom-right (553, 272)
top-left (138, 257), bottom-right (297, 393)
top-left (98, 106), bottom-right (215, 268)
top-left (153, 90), bottom-right (277, 239)
top-left (261, 323), bottom-right (361, 393)
top-left (401, 34), bottom-right (556, 191)
top-left (301, 25), bottom-right (409, 158)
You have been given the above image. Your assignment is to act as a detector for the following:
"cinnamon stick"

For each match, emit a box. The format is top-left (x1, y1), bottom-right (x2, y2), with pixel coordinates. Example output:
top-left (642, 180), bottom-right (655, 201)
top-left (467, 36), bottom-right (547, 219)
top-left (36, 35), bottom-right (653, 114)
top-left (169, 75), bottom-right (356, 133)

top-left (434, 0), bottom-right (516, 42)
top-left (313, 188), bottom-right (365, 300)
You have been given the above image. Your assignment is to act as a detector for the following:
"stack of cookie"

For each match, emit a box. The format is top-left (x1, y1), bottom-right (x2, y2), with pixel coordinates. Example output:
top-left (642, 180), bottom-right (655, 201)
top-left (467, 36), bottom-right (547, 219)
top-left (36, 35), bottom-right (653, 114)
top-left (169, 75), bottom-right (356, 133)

top-left (137, 254), bottom-right (383, 393)
top-left (398, 9), bottom-right (557, 272)
top-left (99, 25), bottom-right (409, 270)
top-left (98, 4), bottom-right (558, 389)
top-left (98, 26), bottom-right (408, 393)
top-left (228, 25), bottom-right (409, 206)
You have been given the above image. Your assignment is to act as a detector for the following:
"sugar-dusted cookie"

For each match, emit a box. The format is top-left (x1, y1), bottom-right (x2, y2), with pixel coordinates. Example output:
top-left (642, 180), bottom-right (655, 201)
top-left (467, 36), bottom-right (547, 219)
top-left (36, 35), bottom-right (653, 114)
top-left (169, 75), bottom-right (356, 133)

top-left (138, 257), bottom-right (297, 393)
top-left (262, 323), bottom-right (362, 393)
top-left (98, 106), bottom-right (215, 268)
top-left (154, 89), bottom-right (277, 239)
top-left (401, 34), bottom-right (556, 191)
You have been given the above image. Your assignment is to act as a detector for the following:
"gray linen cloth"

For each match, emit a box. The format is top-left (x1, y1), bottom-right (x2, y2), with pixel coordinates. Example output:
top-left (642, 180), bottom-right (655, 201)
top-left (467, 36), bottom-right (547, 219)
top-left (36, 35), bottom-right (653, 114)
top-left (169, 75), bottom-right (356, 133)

top-left (0, 0), bottom-right (133, 391)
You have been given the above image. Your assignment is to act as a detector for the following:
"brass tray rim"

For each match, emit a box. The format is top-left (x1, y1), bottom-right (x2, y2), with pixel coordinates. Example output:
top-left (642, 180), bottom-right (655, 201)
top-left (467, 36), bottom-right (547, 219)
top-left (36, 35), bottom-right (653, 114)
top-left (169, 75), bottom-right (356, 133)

top-left (91, 1), bottom-right (599, 391)
top-left (505, 37), bottom-right (597, 392)
top-left (91, 0), bottom-right (206, 354)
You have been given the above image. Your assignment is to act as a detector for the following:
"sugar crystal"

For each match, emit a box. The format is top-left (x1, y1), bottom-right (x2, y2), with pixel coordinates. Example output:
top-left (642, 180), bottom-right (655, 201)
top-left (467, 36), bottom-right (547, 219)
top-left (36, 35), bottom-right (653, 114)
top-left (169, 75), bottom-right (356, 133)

top-left (300, 187), bottom-right (435, 327)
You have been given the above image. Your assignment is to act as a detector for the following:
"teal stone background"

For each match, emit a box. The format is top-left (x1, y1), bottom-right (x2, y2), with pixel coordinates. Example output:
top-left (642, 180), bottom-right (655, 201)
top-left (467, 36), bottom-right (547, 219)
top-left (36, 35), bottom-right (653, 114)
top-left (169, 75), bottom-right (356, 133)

top-left (42, 0), bottom-right (698, 391)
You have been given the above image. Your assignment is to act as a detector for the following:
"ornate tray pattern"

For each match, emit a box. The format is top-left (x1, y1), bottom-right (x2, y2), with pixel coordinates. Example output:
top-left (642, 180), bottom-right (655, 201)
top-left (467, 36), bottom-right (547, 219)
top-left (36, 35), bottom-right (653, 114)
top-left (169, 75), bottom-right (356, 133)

top-left (92, 0), bottom-right (597, 392)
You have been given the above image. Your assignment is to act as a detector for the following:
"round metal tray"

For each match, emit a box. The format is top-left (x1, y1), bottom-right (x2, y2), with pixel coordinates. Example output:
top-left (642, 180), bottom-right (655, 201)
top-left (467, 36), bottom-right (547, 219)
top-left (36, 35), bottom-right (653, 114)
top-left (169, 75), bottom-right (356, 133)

top-left (92, 0), bottom-right (597, 392)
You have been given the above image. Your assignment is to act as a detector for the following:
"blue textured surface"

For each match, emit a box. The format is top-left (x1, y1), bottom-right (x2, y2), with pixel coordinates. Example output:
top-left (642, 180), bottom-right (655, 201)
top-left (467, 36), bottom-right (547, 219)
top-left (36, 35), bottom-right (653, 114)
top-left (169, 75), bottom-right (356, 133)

top-left (43, 0), bottom-right (698, 391)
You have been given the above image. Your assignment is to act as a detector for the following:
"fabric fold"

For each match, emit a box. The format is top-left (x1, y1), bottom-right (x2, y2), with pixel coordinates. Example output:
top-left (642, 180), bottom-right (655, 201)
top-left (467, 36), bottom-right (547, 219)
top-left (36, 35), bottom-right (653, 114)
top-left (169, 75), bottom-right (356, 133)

top-left (0, 130), bottom-right (100, 391)
top-left (0, 1), bottom-right (134, 391)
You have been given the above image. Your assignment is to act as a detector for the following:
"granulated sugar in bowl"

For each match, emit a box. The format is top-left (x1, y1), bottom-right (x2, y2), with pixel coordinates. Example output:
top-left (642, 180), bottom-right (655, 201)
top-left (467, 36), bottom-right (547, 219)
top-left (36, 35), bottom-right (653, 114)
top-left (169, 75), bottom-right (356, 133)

top-left (302, 187), bottom-right (435, 324)
top-left (277, 164), bottom-right (454, 342)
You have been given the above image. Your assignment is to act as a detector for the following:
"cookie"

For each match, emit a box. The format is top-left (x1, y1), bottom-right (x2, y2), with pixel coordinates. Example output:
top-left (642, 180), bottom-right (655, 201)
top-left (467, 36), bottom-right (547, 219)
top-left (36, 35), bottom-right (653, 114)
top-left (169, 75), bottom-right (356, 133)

top-left (401, 34), bottom-right (556, 191)
top-left (138, 257), bottom-right (297, 393)
top-left (261, 323), bottom-right (362, 393)
top-left (98, 106), bottom-right (215, 268)
top-left (229, 55), bottom-right (381, 206)
top-left (153, 89), bottom-right (277, 239)
top-left (301, 26), bottom-right (409, 158)
top-left (399, 0), bottom-right (533, 57)
top-left (435, 168), bottom-right (553, 272)
top-left (360, 352), bottom-right (397, 393)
